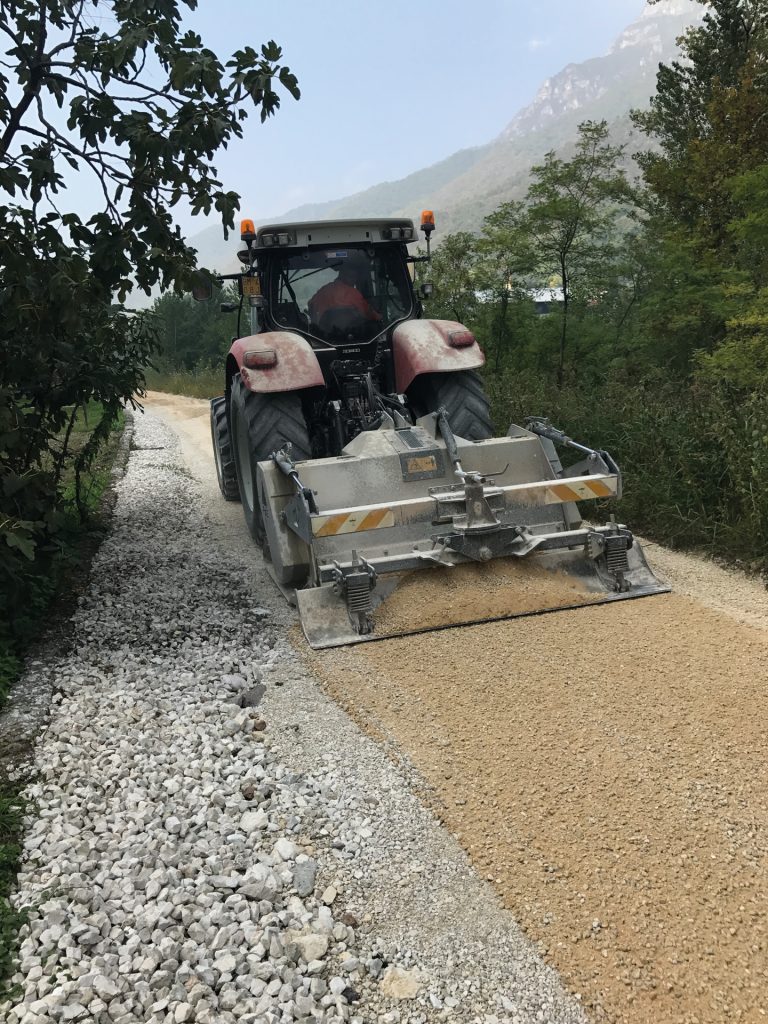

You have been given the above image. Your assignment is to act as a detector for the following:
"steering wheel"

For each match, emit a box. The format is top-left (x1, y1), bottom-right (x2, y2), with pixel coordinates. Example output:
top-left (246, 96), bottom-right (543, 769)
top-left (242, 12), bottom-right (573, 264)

top-left (317, 306), bottom-right (369, 340)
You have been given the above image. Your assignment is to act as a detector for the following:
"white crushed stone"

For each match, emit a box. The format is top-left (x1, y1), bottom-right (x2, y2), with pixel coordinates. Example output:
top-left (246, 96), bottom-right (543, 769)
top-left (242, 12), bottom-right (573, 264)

top-left (1, 408), bottom-right (586, 1024)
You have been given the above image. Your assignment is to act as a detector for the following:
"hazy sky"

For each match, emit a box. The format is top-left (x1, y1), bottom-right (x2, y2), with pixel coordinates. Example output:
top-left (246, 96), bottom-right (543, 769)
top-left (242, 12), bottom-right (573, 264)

top-left (176, 0), bottom-right (646, 230)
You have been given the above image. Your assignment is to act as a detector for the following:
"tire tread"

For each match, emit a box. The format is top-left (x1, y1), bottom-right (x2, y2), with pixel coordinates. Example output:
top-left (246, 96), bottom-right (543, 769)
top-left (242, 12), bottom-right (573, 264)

top-left (411, 370), bottom-right (493, 440)
top-left (210, 396), bottom-right (240, 501)
top-left (230, 377), bottom-right (311, 547)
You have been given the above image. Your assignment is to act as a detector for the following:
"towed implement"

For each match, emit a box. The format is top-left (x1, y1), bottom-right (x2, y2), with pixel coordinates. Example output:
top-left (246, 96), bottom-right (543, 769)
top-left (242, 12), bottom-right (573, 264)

top-left (199, 212), bottom-right (668, 648)
top-left (259, 412), bottom-right (666, 647)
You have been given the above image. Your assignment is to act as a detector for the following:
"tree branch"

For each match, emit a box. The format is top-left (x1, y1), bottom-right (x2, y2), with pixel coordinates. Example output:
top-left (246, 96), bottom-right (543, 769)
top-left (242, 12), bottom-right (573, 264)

top-left (0, 3), bottom-right (48, 160)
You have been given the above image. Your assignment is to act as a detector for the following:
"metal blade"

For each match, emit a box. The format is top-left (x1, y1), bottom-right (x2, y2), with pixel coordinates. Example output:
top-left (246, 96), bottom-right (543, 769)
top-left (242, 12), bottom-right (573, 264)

top-left (296, 543), bottom-right (669, 650)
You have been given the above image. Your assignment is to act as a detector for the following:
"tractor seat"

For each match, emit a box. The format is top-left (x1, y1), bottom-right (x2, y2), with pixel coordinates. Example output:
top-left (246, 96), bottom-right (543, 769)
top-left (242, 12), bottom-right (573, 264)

top-left (274, 302), bottom-right (308, 331)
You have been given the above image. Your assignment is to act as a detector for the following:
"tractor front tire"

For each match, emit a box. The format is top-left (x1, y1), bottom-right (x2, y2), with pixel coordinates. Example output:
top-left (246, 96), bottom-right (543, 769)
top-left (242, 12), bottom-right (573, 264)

top-left (230, 375), bottom-right (312, 547)
top-left (409, 370), bottom-right (493, 440)
top-left (210, 396), bottom-right (240, 502)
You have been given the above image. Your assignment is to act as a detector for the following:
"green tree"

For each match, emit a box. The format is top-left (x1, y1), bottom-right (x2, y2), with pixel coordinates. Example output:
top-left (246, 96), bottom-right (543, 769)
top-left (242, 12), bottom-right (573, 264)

top-left (0, 0), bottom-right (299, 296)
top-left (476, 201), bottom-right (534, 371)
top-left (426, 231), bottom-right (480, 325)
top-left (632, 0), bottom-right (768, 376)
top-left (522, 120), bottom-right (633, 386)
top-left (0, 1), bottom-right (298, 621)
top-left (633, 0), bottom-right (768, 242)
top-left (152, 283), bottom-right (240, 370)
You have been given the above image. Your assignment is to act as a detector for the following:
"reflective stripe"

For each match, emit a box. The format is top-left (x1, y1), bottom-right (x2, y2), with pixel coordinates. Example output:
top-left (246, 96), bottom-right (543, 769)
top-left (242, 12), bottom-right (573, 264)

top-left (586, 479), bottom-right (614, 498)
top-left (550, 479), bottom-right (617, 503)
top-left (358, 508), bottom-right (393, 531)
top-left (551, 483), bottom-right (583, 502)
top-left (313, 508), bottom-right (395, 537)
top-left (314, 513), bottom-right (349, 537)
top-left (309, 475), bottom-right (617, 538)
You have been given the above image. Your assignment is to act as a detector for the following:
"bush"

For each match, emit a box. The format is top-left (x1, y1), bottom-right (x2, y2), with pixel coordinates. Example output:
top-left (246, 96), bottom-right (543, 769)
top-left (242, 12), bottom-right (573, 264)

top-left (145, 363), bottom-right (223, 399)
top-left (0, 404), bottom-right (125, 691)
top-left (485, 368), bottom-right (768, 566)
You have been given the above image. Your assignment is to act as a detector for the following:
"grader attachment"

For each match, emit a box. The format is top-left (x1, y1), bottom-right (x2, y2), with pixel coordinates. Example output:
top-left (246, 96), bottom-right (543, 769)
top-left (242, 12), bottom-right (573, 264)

top-left (256, 412), bottom-right (669, 649)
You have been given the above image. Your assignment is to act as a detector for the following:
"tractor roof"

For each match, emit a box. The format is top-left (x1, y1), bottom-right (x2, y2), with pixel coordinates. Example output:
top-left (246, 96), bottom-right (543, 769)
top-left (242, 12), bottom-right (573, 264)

top-left (252, 218), bottom-right (416, 250)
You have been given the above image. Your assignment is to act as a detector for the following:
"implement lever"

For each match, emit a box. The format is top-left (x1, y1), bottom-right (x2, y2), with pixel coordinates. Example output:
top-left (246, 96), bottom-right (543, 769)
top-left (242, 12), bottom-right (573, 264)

top-left (436, 408), bottom-right (486, 484)
top-left (435, 408), bottom-right (500, 535)
top-left (526, 416), bottom-right (610, 460)
top-left (272, 445), bottom-right (319, 513)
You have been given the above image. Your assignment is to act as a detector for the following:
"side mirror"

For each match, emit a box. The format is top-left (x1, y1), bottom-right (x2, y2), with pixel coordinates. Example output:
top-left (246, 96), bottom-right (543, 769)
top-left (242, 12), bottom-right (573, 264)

top-left (191, 272), bottom-right (213, 302)
top-left (419, 282), bottom-right (434, 299)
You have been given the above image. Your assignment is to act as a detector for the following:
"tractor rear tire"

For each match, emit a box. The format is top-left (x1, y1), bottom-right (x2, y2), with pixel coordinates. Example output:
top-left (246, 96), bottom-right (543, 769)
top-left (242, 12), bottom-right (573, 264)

top-left (230, 375), bottom-right (311, 546)
top-left (410, 370), bottom-right (493, 440)
top-left (210, 397), bottom-right (240, 502)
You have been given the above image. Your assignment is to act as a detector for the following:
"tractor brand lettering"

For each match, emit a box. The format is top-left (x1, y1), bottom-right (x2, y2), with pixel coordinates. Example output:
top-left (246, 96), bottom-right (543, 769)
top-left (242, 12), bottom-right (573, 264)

top-left (312, 508), bottom-right (396, 537)
top-left (406, 455), bottom-right (438, 474)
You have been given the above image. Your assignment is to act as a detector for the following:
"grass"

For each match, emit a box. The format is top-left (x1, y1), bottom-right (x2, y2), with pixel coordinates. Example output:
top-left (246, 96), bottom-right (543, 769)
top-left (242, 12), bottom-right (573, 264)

top-left (0, 786), bottom-right (27, 1001)
top-left (145, 364), bottom-right (221, 399)
top-left (61, 404), bottom-right (125, 512)
top-left (1, 406), bottom-right (126, 698)
top-left (0, 402), bottom-right (126, 1000)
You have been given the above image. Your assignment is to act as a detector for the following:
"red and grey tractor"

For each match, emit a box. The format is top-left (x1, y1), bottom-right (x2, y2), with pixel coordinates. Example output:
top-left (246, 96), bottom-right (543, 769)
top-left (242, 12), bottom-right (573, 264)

top-left (204, 212), bottom-right (492, 539)
top-left (197, 212), bottom-right (666, 649)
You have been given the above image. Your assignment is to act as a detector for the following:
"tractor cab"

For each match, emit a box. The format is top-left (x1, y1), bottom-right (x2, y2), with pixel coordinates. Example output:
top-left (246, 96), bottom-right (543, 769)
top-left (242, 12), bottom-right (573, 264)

top-left (239, 218), bottom-right (423, 350)
top-left (199, 210), bottom-right (495, 465)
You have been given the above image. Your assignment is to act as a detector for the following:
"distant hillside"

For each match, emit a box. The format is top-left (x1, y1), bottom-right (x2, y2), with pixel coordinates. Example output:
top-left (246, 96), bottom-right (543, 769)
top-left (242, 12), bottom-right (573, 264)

top-left (424, 0), bottom-right (703, 231)
top-left (188, 0), bottom-right (704, 269)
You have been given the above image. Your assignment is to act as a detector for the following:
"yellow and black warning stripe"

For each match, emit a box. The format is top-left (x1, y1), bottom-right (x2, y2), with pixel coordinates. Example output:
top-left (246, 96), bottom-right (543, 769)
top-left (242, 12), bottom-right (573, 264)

top-left (547, 479), bottom-right (616, 502)
top-left (312, 508), bottom-right (396, 538)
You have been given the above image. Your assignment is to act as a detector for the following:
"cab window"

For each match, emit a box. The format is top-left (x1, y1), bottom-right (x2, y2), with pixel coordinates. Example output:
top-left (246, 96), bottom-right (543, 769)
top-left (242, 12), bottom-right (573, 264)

top-left (268, 246), bottom-right (412, 344)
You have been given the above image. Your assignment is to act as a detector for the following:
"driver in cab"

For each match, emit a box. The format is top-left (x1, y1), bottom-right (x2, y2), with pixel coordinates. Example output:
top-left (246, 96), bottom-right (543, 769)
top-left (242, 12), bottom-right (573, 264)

top-left (308, 250), bottom-right (382, 329)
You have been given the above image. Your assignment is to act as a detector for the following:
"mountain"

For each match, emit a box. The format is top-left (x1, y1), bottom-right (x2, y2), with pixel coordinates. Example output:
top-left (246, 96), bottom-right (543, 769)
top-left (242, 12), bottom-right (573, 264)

top-left (189, 0), bottom-right (704, 270)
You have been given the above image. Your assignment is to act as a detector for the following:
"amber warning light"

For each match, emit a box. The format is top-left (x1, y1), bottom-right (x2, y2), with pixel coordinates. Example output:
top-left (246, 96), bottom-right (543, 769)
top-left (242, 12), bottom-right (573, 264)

top-left (240, 218), bottom-right (256, 241)
top-left (420, 210), bottom-right (435, 236)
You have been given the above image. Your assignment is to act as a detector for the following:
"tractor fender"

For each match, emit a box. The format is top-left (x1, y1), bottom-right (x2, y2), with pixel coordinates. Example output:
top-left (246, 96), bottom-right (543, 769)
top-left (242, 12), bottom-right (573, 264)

top-left (392, 319), bottom-right (485, 392)
top-left (229, 332), bottom-right (325, 394)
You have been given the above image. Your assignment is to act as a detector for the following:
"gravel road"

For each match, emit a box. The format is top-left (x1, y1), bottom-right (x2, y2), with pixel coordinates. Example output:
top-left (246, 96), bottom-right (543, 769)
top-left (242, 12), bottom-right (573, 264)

top-left (2, 395), bottom-right (588, 1024)
top-left (309, 516), bottom-right (768, 1019)
top-left (6, 392), bottom-right (768, 1024)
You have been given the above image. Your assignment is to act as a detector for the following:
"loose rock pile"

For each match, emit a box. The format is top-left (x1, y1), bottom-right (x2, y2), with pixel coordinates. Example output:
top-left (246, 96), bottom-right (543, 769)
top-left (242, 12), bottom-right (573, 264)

top-left (3, 412), bottom-right (585, 1024)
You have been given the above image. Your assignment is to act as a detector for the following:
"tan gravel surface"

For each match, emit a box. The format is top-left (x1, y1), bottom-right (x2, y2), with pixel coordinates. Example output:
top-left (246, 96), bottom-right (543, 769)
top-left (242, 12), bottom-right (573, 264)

top-left (372, 559), bottom-right (602, 635)
top-left (312, 588), bottom-right (768, 1024)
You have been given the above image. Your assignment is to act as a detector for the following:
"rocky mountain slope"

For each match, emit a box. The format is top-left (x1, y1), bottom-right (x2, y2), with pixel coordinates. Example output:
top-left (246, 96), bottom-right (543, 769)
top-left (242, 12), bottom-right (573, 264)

top-left (190, 0), bottom-right (703, 269)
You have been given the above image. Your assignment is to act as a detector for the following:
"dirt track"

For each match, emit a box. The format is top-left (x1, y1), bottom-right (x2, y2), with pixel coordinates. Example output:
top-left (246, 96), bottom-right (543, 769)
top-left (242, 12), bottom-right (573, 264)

top-left (146, 392), bottom-right (768, 1024)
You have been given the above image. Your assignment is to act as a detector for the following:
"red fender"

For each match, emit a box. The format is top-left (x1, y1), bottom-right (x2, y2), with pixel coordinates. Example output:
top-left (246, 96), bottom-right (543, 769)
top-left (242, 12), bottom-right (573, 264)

top-left (230, 333), bottom-right (324, 394)
top-left (392, 320), bottom-right (485, 392)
